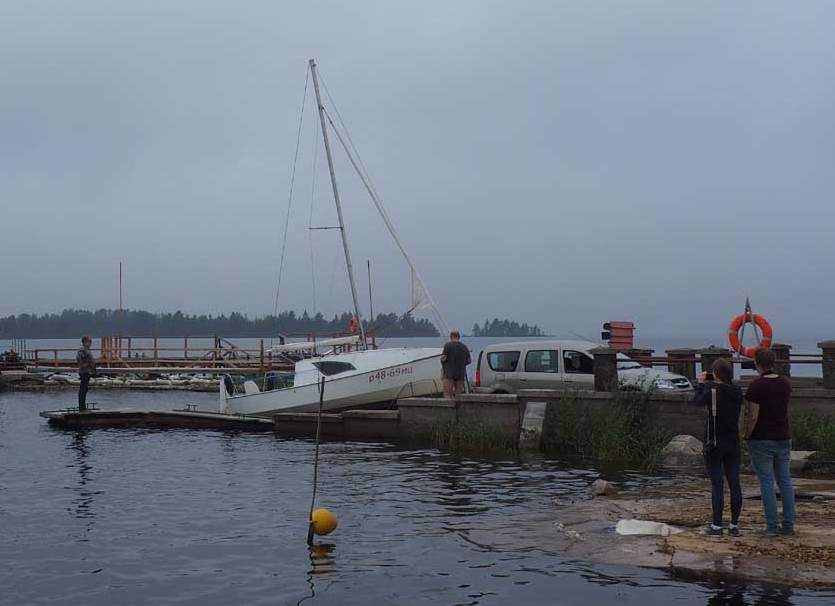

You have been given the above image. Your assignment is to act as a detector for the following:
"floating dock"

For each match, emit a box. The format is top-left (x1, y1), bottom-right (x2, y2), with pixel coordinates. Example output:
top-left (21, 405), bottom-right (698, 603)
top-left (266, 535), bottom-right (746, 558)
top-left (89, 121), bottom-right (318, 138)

top-left (37, 395), bottom-right (527, 448)
top-left (39, 408), bottom-right (275, 431)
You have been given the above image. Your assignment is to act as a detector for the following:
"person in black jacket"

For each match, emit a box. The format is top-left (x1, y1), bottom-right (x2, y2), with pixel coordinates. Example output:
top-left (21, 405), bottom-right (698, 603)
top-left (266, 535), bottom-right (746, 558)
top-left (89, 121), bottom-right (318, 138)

top-left (694, 357), bottom-right (743, 536)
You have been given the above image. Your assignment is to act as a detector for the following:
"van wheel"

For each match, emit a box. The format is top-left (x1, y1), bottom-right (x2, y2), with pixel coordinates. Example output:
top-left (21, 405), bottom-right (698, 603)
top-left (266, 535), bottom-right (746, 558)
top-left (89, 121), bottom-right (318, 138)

top-left (492, 389), bottom-right (509, 394)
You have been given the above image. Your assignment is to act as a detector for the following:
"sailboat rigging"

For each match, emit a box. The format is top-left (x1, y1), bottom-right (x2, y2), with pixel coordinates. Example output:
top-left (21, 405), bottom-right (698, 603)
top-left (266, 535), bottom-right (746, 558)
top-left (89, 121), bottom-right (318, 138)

top-left (220, 58), bottom-right (447, 416)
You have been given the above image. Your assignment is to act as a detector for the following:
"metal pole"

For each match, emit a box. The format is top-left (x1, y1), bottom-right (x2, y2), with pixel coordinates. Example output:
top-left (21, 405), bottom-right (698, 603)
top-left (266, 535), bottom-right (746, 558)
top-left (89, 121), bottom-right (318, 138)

top-left (309, 58), bottom-right (366, 348)
top-left (367, 259), bottom-right (373, 324)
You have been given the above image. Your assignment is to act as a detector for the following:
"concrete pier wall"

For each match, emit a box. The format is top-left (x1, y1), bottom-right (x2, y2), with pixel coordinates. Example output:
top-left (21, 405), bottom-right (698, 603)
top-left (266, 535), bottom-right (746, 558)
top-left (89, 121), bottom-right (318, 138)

top-left (518, 387), bottom-right (835, 448)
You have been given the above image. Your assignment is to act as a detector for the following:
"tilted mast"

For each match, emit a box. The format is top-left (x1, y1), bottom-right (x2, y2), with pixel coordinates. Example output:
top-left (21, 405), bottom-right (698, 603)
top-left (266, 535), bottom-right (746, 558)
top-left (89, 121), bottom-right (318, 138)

top-left (309, 58), bottom-right (367, 348)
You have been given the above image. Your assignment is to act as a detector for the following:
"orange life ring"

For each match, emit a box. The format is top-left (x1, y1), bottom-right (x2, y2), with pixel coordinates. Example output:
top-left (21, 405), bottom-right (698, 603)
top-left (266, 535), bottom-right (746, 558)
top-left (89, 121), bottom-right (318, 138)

top-left (728, 313), bottom-right (773, 358)
top-left (348, 316), bottom-right (359, 335)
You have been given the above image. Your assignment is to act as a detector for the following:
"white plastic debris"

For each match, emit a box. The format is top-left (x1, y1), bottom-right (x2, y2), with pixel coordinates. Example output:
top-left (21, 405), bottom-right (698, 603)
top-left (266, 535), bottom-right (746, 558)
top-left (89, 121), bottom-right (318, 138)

top-left (615, 519), bottom-right (683, 537)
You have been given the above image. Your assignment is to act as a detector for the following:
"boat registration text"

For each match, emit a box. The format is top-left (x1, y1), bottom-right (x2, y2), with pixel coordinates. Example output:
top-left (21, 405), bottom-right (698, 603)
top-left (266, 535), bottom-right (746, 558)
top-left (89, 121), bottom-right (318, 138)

top-left (368, 366), bottom-right (415, 384)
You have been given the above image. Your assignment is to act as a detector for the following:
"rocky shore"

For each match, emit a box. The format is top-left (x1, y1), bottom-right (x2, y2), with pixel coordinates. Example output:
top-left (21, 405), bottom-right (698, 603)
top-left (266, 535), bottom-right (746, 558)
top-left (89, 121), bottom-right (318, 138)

top-left (471, 475), bottom-right (835, 589)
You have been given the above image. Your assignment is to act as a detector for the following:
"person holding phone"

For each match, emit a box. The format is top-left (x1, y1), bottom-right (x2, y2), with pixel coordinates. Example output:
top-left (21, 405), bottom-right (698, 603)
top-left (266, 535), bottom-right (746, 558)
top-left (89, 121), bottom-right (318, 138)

top-left (694, 357), bottom-right (743, 536)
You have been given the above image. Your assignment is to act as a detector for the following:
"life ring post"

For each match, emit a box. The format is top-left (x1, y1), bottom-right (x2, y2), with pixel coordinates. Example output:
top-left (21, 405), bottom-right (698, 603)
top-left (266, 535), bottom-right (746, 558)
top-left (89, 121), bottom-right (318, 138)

top-left (728, 311), bottom-right (773, 358)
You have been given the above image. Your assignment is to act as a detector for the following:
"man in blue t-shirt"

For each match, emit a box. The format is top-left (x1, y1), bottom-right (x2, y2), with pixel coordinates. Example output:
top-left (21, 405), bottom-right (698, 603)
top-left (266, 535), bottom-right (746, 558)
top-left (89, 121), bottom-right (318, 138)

top-left (745, 347), bottom-right (795, 537)
top-left (440, 330), bottom-right (470, 399)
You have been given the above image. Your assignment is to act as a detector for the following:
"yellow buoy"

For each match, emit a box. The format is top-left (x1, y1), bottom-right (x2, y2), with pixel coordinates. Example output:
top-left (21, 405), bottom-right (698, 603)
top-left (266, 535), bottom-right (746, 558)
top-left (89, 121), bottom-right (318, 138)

top-left (311, 508), bottom-right (338, 536)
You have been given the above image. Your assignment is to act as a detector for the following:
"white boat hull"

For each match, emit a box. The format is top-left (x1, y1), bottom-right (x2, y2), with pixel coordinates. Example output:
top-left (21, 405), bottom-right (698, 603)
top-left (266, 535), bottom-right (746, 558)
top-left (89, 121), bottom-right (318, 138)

top-left (221, 348), bottom-right (444, 417)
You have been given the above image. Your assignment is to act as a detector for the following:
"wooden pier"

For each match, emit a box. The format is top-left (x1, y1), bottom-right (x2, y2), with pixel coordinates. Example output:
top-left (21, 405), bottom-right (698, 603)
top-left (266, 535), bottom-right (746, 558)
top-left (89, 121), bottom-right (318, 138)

top-left (18, 333), bottom-right (376, 373)
top-left (40, 407), bottom-right (275, 430)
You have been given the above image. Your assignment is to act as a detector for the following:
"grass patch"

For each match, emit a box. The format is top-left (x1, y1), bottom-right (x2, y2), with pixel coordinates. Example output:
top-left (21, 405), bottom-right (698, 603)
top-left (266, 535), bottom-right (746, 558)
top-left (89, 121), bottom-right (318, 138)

top-left (792, 412), bottom-right (835, 454)
top-left (541, 389), bottom-right (673, 471)
top-left (428, 419), bottom-right (517, 453)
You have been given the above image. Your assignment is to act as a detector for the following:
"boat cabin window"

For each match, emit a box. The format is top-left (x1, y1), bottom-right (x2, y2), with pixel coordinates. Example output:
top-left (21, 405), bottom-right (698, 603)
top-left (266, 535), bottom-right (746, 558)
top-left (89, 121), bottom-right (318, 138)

top-left (487, 351), bottom-right (520, 372)
top-left (312, 361), bottom-right (357, 376)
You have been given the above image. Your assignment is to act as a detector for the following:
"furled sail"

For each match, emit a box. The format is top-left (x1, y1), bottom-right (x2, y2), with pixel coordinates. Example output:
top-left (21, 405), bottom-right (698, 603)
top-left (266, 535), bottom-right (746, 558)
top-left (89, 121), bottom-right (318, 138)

top-left (411, 269), bottom-right (432, 312)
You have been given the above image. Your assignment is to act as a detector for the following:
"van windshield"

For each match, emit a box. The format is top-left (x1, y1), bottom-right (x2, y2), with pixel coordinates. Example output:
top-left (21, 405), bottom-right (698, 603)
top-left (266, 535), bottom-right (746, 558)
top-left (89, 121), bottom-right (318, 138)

top-left (616, 353), bottom-right (642, 370)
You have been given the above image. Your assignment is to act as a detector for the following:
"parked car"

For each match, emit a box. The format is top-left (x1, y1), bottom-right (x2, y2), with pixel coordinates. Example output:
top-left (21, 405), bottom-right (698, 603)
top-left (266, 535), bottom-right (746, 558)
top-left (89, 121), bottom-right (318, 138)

top-left (473, 339), bottom-right (692, 393)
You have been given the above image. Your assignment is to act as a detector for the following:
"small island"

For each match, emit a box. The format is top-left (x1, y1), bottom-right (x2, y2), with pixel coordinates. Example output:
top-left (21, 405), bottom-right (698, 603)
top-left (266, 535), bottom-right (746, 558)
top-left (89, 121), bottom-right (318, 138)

top-left (471, 318), bottom-right (544, 338)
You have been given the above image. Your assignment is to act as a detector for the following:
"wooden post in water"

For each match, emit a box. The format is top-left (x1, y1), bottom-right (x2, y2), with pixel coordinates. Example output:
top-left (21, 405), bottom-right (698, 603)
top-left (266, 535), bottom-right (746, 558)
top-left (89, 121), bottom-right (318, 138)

top-left (153, 336), bottom-right (158, 365)
top-left (184, 336), bottom-right (188, 362)
top-left (260, 338), bottom-right (265, 372)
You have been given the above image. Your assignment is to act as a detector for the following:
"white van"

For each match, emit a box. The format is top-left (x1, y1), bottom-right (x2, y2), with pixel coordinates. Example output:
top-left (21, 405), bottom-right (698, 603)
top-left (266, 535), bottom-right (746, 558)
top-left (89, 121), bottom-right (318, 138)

top-left (473, 339), bottom-right (692, 393)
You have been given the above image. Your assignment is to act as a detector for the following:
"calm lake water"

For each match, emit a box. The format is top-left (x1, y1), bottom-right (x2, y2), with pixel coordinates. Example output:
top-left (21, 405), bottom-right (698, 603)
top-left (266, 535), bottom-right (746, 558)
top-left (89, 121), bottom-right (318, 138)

top-left (2, 390), bottom-right (833, 605)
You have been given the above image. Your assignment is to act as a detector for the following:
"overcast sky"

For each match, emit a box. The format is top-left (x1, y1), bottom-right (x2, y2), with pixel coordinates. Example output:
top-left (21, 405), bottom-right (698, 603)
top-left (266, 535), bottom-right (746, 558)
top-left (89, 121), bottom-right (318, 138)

top-left (2, 1), bottom-right (833, 342)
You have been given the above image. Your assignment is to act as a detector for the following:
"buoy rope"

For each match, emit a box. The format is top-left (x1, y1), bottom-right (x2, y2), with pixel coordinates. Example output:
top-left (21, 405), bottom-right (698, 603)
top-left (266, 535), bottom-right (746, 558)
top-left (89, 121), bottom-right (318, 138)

top-left (307, 376), bottom-right (325, 545)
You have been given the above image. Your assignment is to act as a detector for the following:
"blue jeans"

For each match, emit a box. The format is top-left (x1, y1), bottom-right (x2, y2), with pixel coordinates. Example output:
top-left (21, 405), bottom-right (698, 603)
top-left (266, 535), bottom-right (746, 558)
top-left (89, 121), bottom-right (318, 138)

top-left (748, 439), bottom-right (795, 532)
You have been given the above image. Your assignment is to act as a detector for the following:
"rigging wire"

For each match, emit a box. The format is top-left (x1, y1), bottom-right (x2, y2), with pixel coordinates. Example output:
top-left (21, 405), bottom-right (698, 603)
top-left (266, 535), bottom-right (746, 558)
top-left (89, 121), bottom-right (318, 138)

top-left (320, 105), bottom-right (450, 335)
top-left (319, 72), bottom-right (381, 202)
top-left (272, 68), bottom-right (310, 346)
top-left (317, 71), bottom-right (449, 335)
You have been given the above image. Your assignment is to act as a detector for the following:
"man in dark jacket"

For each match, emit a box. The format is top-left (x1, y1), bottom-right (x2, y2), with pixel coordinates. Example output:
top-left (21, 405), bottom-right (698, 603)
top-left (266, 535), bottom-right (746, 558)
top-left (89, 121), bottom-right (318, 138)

top-left (440, 330), bottom-right (470, 399)
top-left (76, 335), bottom-right (96, 411)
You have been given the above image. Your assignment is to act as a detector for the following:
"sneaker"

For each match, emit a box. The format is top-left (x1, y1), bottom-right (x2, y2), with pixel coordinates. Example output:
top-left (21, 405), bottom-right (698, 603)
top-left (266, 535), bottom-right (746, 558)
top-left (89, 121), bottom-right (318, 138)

top-left (728, 526), bottom-right (740, 537)
top-left (703, 525), bottom-right (723, 536)
top-left (781, 526), bottom-right (795, 536)
top-left (760, 529), bottom-right (780, 538)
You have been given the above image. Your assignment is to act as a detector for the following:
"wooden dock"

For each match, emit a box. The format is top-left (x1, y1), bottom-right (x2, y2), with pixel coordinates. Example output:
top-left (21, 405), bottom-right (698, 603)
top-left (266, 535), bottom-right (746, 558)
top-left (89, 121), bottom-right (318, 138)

top-left (37, 394), bottom-right (526, 447)
top-left (39, 408), bottom-right (275, 430)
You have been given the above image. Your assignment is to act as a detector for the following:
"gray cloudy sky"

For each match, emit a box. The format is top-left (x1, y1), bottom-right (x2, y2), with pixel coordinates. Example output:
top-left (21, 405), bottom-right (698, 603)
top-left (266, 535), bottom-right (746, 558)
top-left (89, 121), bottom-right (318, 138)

top-left (2, 1), bottom-right (834, 342)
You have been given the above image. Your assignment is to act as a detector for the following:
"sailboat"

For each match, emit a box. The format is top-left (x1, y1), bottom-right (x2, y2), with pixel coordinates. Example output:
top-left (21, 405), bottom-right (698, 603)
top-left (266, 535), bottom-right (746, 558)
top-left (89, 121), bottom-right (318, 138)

top-left (221, 59), bottom-right (448, 417)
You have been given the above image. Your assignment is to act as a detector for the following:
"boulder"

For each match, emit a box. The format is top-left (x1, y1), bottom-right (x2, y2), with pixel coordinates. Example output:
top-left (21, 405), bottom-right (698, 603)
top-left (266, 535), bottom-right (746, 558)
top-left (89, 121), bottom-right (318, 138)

top-left (590, 479), bottom-right (619, 497)
top-left (660, 434), bottom-right (704, 467)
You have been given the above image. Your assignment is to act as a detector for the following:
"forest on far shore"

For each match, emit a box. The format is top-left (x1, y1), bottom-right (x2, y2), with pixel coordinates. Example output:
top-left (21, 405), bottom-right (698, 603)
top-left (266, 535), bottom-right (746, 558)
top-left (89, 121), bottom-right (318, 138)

top-left (0, 309), bottom-right (545, 339)
top-left (0, 309), bottom-right (438, 338)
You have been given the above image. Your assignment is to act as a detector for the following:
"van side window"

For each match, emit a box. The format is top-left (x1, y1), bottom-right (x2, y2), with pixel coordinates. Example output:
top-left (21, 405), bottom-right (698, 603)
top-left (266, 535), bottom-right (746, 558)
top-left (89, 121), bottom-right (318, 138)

top-left (563, 350), bottom-right (594, 374)
top-left (487, 351), bottom-right (520, 372)
top-left (524, 350), bottom-right (559, 373)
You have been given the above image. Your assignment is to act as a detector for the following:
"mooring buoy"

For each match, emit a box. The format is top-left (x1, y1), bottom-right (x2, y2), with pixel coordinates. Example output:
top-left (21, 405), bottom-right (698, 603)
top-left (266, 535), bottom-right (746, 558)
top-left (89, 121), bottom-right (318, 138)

top-left (310, 508), bottom-right (338, 536)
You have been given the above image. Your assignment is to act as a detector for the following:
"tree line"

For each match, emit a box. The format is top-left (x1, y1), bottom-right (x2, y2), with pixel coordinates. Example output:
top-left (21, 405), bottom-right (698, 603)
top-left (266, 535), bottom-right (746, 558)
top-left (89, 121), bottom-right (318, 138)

top-left (0, 309), bottom-right (439, 338)
top-left (471, 318), bottom-right (544, 337)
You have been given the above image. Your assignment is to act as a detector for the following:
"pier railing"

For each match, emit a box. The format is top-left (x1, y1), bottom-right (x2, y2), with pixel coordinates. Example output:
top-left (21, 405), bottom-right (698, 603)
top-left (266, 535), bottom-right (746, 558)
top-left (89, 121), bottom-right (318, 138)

top-left (24, 334), bottom-right (376, 372)
top-left (594, 343), bottom-right (834, 389)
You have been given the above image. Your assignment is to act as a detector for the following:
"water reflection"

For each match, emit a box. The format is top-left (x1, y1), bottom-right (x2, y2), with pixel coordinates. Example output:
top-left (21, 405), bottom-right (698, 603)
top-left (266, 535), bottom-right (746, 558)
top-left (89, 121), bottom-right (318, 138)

top-left (68, 431), bottom-right (94, 517)
top-left (706, 584), bottom-right (794, 605)
top-left (296, 542), bottom-right (336, 605)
